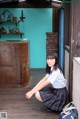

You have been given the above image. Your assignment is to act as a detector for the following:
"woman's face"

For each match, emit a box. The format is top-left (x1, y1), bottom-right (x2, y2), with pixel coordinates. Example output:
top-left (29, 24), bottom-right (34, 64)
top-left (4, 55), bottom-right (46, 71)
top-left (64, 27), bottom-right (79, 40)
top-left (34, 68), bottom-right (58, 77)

top-left (47, 58), bottom-right (56, 67)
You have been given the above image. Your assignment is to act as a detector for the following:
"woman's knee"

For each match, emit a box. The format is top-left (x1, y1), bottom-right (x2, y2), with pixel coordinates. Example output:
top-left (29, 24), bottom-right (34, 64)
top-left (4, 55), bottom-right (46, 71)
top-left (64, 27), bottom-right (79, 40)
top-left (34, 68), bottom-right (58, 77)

top-left (35, 91), bottom-right (42, 102)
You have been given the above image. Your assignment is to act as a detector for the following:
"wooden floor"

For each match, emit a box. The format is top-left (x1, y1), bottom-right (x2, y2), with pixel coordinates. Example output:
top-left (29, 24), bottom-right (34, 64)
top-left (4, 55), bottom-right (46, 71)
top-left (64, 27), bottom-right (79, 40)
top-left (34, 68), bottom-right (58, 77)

top-left (0, 69), bottom-right (59, 119)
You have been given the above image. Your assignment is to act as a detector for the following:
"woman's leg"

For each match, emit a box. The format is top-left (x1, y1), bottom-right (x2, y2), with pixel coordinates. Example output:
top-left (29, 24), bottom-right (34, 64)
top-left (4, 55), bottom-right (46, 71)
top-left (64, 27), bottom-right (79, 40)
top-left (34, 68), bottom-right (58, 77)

top-left (35, 91), bottom-right (42, 102)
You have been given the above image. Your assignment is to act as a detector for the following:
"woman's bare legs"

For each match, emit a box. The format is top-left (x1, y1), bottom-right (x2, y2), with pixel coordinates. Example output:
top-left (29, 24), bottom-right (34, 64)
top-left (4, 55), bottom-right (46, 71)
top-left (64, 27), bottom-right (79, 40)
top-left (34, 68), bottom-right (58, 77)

top-left (35, 91), bottom-right (42, 102)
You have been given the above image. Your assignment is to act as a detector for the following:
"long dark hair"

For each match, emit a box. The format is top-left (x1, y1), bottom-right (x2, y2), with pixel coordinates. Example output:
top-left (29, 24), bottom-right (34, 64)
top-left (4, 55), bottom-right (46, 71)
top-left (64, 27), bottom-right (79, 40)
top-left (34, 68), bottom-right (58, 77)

top-left (46, 52), bottom-right (63, 74)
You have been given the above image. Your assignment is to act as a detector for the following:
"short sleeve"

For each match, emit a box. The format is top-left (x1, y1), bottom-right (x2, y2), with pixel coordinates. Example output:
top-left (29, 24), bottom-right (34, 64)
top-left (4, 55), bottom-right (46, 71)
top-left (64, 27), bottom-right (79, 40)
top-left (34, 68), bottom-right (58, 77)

top-left (47, 69), bottom-right (60, 84)
top-left (45, 73), bottom-right (50, 79)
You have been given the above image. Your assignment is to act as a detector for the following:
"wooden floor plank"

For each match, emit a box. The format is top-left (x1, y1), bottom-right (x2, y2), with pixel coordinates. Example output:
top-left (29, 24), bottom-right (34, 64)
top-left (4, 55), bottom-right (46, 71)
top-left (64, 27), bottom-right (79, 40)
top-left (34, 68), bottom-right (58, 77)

top-left (0, 69), bottom-right (59, 119)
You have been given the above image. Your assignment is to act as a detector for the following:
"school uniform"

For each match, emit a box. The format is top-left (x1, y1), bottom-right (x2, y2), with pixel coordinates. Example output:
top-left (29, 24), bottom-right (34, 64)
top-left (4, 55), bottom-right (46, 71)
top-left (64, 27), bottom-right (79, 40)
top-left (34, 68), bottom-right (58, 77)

top-left (39, 67), bottom-right (69, 112)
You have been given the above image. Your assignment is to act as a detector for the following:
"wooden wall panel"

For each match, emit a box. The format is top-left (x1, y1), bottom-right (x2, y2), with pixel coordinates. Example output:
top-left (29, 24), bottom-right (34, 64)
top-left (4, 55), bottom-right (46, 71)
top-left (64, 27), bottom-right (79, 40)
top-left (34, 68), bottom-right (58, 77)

top-left (66, 3), bottom-right (80, 100)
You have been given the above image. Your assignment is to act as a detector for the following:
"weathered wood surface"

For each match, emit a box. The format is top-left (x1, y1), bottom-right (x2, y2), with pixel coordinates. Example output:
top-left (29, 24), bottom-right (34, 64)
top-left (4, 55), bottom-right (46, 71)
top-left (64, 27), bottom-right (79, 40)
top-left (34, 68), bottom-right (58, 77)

top-left (0, 69), bottom-right (59, 119)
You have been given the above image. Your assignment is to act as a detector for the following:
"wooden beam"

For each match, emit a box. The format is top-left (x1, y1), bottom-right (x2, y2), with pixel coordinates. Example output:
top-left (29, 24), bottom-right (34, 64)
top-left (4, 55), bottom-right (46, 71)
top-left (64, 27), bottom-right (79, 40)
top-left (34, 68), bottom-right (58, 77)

top-left (52, 8), bottom-right (59, 32)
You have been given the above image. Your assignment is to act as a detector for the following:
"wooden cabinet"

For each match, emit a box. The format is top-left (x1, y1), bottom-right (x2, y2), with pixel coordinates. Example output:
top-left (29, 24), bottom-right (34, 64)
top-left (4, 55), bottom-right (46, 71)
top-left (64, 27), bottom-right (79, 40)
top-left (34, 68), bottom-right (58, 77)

top-left (0, 40), bottom-right (30, 87)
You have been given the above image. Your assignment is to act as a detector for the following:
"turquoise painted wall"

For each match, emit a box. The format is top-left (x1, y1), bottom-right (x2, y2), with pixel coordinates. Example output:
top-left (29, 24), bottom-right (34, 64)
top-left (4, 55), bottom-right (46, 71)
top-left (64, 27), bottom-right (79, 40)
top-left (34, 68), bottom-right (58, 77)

top-left (0, 8), bottom-right (52, 68)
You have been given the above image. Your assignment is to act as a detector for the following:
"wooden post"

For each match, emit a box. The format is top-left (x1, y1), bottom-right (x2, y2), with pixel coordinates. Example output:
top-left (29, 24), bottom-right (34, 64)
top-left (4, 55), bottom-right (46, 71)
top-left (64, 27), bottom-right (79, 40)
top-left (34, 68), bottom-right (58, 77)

top-left (52, 8), bottom-right (59, 32)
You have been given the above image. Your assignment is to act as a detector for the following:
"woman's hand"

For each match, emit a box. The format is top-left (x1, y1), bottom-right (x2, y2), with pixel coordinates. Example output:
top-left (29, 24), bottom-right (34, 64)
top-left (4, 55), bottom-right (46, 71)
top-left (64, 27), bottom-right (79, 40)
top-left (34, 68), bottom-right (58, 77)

top-left (25, 91), bottom-right (33, 99)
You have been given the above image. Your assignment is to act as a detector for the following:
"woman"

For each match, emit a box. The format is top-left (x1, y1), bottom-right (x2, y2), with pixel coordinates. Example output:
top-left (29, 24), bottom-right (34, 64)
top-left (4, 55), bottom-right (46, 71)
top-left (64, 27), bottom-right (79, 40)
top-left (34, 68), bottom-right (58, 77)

top-left (26, 52), bottom-right (69, 112)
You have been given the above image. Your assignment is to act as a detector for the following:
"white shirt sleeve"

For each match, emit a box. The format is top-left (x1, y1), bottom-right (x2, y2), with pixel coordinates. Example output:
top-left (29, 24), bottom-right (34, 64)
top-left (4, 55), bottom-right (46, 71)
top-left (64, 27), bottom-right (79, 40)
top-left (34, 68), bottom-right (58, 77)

top-left (45, 74), bottom-right (49, 79)
top-left (47, 69), bottom-right (60, 84)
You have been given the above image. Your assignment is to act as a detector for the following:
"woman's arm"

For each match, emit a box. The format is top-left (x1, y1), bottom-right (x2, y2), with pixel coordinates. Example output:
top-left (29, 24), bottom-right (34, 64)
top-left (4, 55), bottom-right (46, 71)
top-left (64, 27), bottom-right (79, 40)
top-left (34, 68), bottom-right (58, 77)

top-left (26, 76), bottom-right (50, 99)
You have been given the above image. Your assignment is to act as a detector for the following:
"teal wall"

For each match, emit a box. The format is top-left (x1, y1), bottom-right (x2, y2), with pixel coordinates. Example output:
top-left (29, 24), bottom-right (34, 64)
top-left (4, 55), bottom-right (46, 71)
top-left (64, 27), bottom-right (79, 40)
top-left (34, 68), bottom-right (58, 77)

top-left (0, 8), bottom-right (52, 68)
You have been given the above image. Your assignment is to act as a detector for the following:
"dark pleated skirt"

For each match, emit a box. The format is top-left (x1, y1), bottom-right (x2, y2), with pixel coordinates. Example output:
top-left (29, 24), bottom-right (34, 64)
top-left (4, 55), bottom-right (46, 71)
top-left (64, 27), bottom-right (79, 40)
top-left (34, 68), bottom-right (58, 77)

top-left (39, 87), bottom-right (69, 112)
